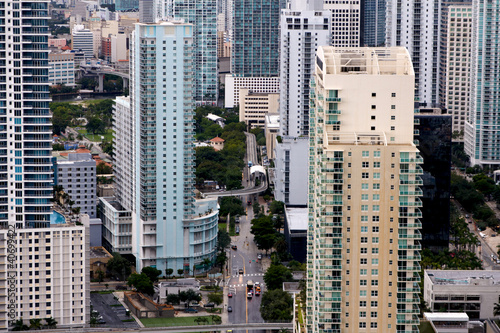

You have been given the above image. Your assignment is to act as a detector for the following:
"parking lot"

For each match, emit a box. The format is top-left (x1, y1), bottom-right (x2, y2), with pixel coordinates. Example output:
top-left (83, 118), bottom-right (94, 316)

top-left (90, 293), bottom-right (139, 329)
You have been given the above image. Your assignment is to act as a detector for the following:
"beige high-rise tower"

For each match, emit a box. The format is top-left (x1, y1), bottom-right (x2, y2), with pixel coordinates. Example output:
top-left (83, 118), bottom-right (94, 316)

top-left (307, 47), bottom-right (422, 333)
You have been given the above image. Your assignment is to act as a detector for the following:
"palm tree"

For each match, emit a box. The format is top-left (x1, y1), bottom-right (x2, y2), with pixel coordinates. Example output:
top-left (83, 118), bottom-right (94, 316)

top-left (494, 303), bottom-right (500, 317)
top-left (12, 319), bottom-right (28, 331)
top-left (29, 319), bottom-right (42, 330)
top-left (44, 317), bottom-right (57, 329)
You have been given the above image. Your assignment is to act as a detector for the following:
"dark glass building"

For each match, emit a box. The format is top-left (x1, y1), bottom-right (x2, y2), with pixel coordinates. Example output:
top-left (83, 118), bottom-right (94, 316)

top-left (415, 109), bottom-right (452, 251)
top-left (360, 0), bottom-right (386, 46)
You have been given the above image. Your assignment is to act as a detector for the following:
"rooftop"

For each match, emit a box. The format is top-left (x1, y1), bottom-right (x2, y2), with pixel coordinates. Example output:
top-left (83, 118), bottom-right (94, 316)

top-left (425, 270), bottom-right (500, 286)
top-left (265, 114), bottom-right (280, 128)
top-left (90, 246), bottom-right (113, 259)
top-left (285, 207), bottom-right (308, 231)
top-left (210, 136), bottom-right (225, 143)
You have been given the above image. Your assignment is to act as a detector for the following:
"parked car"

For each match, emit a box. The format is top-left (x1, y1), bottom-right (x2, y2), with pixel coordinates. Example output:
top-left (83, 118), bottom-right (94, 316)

top-left (228, 306), bottom-right (232, 312)
top-left (257, 254), bottom-right (262, 260)
top-left (204, 303), bottom-right (215, 308)
top-left (239, 268), bottom-right (243, 275)
top-left (231, 245), bottom-right (237, 250)
top-left (228, 292), bottom-right (233, 298)
top-left (184, 308), bottom-right (198, 313)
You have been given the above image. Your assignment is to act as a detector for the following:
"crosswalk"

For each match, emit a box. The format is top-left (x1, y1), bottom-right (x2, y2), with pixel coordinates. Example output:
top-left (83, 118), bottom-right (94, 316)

top-left (230, 273), bottom-right (264, 278)
top-left (229, 283), bottom-right (266, 288)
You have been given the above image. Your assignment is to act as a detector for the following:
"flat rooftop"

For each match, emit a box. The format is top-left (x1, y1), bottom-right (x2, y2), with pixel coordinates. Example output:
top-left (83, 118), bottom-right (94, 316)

top-left (285, 207), bottom-right (308, 231)
top-left (426, 270), bottom-right (500, 286)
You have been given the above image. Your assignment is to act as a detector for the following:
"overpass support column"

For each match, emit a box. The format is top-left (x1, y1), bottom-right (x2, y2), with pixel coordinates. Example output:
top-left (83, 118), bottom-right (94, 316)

top-left (123, 77), bottom-right (129, 90)
top-left (98, 73), bottom-right (104, 93)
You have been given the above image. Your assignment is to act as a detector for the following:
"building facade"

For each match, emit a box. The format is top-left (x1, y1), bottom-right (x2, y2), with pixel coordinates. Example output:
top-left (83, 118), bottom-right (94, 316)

top-left (279, 0), bottom-right (331, 137)
top-left (54, 153), bottom-right (97, 218)
top-left (100, 197), bottom-right (133, 254)
top-left (48, 52), bottom-right (76, 87)
top-left (307, 47), bottom-right (421, 332)
top-left (464, 0), bottom-right (500, 166)
top-left (444, 5), bottom-right (472, 136)
top-left (231, 0), bottom-right (284, 77)
top-left (238, 88), bottom-right (279, 129)
top-left (72, 25), bottom-right (94, 59)
top-left (224, 76), bottom-right (280, 108)
top-left (173, 0), bottom-right (218, 105)
top-left (360, 0), bottom-right (386, 47)
top-left (323, 0), bottom-right (360, 47)
top-left (129, 22), bottom-right (217, 273)
top-left (0, 226), bottom-right (90, 329)
top-left (386, 0), bottom-right (441, 107)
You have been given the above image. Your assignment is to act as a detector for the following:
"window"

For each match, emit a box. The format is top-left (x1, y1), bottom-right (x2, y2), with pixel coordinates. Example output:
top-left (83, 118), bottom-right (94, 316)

top-left (371, 93), bottom-right (376, 97)
top-left (372, 269), bottom-right (379, 275)
top-left (360, 311), bottom-right (366, 317)
top-left (373, 205), bottom-right (380, 212)
top-left (370, 323), bottom-right (378, 328)
top-left (391, 115), bottom-right (395, 120)
top-left (371, 312), bottom-right (378, 318)
top-left (372, 259), bottom-right (379, 265)
top-left (360, 258), bottom-right (367, 264)
top-left (373, 194), bottom-right (380, 201)
top-left (372, 248), bottom-right (379, 254)
top-left (360, 280), bottom-right (367, 286)
top-left (371, 280), bottom-right (378, 286)
top-left (362, 151), bottom-right (369, 157)
top-left (373, 183), bottom-right (380, 190)
top-left (371, 301), bottom-right (378, 307)
top-left (391, 93), bottom-right (396, 97)
top-left (361, 194), bottom-right (369, 201)
top-left (371, 105), bottom-right (376, 109)
top-left (361, 205), bottom-right (368, 211)
top-left (362, 172), bottom-right (369, 179)
top-left (362, 183), bottom-right (369, 190)
top-left (372, 226), bottom-right (379, 232)
top-left (360, 248), bottom-right (367, 254)
top-left (373, 172), bottom-right (380, 179)
top-left (360, 269), bottom-right (367, 275)
top-left (361, 226), bottom-right (368, 232)
top-left (372, 237), bottom-right (379, 243)
top-left (374, 151), bottom-right (380, 157)
top-left (359, 322), bottom-right (366, 328)
top-left (362, 162), bottom-right (369, 168)
top-left (361, 237), bottom-right (368, 243)
top-left (373, 162), bottom-right (380, 168)
top-left (360, 290), bottom-right (367, 296)
top-left (361, 216), bottom-right (368, 222)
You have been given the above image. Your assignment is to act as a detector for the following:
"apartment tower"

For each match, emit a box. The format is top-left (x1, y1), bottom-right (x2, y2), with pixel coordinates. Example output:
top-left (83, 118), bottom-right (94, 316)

top-left (307, 47), bottom-right (422, 332)
top-left (323, 0), bottom-right (360, 47)
top-left (360, 0), bottom-right (386, 47)
top-left (130, 22), bottom-right (218, 273)
top-left (464, 0), bottom-right (500, 166)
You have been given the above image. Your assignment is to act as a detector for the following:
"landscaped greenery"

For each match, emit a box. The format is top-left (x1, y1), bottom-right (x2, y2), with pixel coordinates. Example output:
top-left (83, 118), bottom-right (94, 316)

top-left (140, 316), bottom-right (214, 327)
top-left (76, 128), bottom-right (114, 142)
top-left (260, 289), bottom-right (293, 322)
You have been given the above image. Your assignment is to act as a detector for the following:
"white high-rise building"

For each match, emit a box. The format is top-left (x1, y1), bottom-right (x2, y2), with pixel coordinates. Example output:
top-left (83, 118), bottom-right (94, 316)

top-left (323, 0), bottom-right (360, 47)
top-left (386, 0), bottom-right (442, 107)
top-left (72, 25), bottom-right (94, 59)
top-left (126, 21), bottom-right (218, 273)
top-left (307, 47), bottom-right (422, 333)
top-left (279, 0), bottom-right (331, 137)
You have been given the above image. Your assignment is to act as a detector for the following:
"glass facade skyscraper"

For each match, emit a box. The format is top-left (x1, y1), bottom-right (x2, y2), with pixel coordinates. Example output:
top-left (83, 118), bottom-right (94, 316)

top-left (231, 0), bottom-right (284, 77)
top-left (360, 0), bottom-right (386, 47)
top-left (173, 0), bottom-right (218, 105)
top-left (0, 0), bottom-right (53, 228)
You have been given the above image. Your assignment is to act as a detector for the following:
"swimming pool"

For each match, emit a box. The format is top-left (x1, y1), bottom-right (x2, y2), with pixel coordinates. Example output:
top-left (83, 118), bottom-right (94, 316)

top-left (51, 211), bottom-right (66, 224)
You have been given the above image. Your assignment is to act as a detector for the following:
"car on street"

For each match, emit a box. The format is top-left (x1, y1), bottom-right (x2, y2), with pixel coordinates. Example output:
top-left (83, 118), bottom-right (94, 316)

top-left (228, 292), bottom-right (233, 298)
top-left (239, 268), bottom-right (243, 275)
top-left (184, 308), bottom-right (198, 313)
top-left (247, 200), bottom-right (252, 206)
top-left (257, 254), bottom-right (262, 260)
top-left (228, 306), bottom-right (232, 312)
top-left (231, 245), bottom-right (237, 250)
top-left (247, 292), bottom-right (253, 299)
top-left (236, 226), bottom-right (240, 234)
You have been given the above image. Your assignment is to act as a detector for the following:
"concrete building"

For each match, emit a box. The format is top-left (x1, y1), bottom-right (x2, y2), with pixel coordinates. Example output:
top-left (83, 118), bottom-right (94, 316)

top-left (49, 52), bottom-right (76, 87)
top-left (224, 76), bottom-right (280, 108)
top-left (423, 270), bottom-right (500, 319)
top-left (99, 197), bottom-right (133, 254)
top-left (279, 0), bottom-right (331, 137)
top-left (265, 114), bottom-right (280, 160)
top-left (464, 0), bottom-right (500, 167)
top-left (128, 21), bottom-right (218, 272)
top-left (173, 0), bottom-right (218, 105)
top-left (444, 5), bottom-right (472, 137)
top-left (238, 88), bottom-right (279, 129)
top-left (323, 0), bottom-right (360, 47)
top-left (111, 33), bottom-right (128, 62)
top-left (386, 0), bottom-right (442, 107)
top-left (0, 225), bottom-right (90, 329)
top-left (209, 137), bottom-right (225, 151)
top-left (72, 25), bottom-right (94, 59)
top-left (274, 136), bottom-right (308, 206)
top-left (307, 47), bottom-right (421, 332)
top-left (283, 207), bottom-right (307, 262)
top-left (54, 153), bottom-right (97, 218)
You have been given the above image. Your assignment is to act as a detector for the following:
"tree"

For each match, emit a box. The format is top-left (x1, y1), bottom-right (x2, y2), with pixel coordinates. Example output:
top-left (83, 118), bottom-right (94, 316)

top-left (202, 258), bottom-right (212, 272)
top-left (255, 233), bottom-right (276, 254)
top-left (253, 201), bottom-right (260, 215)
top-left (264, 264), bottom-right (293, 290)
top-left (179, 288), bottom-right (202, 307)
top-left (52, 143), bottom-right (65, 151)
top-left (216, 251), bottom-right (227, 272)
top-left (177, 269), bottom-right (184, 276)
top-left (210, 315), bottom-right (222, 325)
top-left (270, 200), bottom-right (285, 215)
top-left (12, 319), bottom-right (29, 331)
top-left (96, 270), bottom-right (104, 283)
top-left (107, 252), bottom-right (131, 280)
top-left (208, 292), bottom-right (223, 305)
top-left (166, 293), bottom-right (180, 305)
top-left (217, 230), bottom-right (231, 251)
top-left (141, 266), bottom-right (162, 283)
top-left (260, 289), bottom-right (293, 321)
top-left (219, 196), bottom-right (245, 217)
top-left (165, 268), bottom-right (174, 278)
top-left (86, 116), bottom-right (106, 135)
top-left (29, 319), bottom-right (42, 330)
top-left (44, 317), bottom-right (57, 329)
top-left (97, 162), bottom-right (112, 175)
top-left (127, 273), bottom-right (155, 295)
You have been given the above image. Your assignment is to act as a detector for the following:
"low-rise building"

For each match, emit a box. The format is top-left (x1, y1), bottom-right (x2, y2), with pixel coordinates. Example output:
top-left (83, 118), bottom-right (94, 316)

top-left (224, 75), bottom-right (280, 108)
top-left (238, 88), bottom-right (279, 129)
top-left (283, 207), bottom-right (308, 262)
top-left (424, 270), bottom-right (500, 319)
top-left (157, 278), bottom-right (200, 304)
top-left (99, 197), bottom-right (133, 254)
top-left (90, 246), bottom-right (113, 279)
top-left (209, 137), bottom-right (225, 151)
top-left (49, 52), bottom-right (76, 87)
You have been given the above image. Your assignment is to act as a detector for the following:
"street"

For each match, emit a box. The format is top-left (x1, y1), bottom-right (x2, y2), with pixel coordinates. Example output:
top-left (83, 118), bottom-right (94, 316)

top-left (225, 194), bottom-right (268, 333)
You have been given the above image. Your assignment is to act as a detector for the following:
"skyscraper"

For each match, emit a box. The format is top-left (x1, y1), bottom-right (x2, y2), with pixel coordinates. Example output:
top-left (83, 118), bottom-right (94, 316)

top-left (173, 0), bottom-right (218, 105)
top-left (129, 21), bottom-right (218, 273)
top-left (464, 0), bottom-right (500, 166)
top-left (231, 0), bottom-right (284, 77)
top-left (323, 0), bottom-right (360, 47)
top-left (386, 0), bottom-right (441, 107)
top-left (307, 47), bottom-right (422, 332)
top-left (360, 0), bottom-right (386, 47)
top-left (279, 0), bottom-right (331, 137)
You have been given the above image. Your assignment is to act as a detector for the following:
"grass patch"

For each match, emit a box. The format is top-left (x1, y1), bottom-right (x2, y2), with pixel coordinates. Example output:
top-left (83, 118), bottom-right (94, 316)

top-left (141, 316), bottom-right (214, 327)
top-left (205, 308), bottom-right (222, 314)
top-left (297, 302), bottom-right (303, 325)
top-left (76, 128), bottom-right (113, 142)
top-left (110, 304), bottom-right (122, 307)
top-left (418, 320), bottom-right (435, 333)
top-left (90, 290), bottom-right (114, 294)
top-left (121, 319), bottom-right (136, 322)
top-left (218, 223), bottom-right (226, 232)
top-left (229, 222), bottom-right (236, 236)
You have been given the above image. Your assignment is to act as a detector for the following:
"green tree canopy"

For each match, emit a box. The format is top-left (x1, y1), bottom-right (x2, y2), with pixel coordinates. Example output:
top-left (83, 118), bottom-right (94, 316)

top-left (141, 266), bottom-right (162, 283)
top-left (264, 264), bottom-right (293, 290)
top-left (260, 289), bottom-right (293, 321)
top-left (219, 196), bottom-right (245, 216)
top-left (107, 252), bottom-right (131, 280)
top-left (217, 230), bottom-right (231, 251)
top-left (208, 292), bottom-right (223, 305)
top-left (127, 273), bottom-right (154, 295)
top-left (270, 201), bottom-right (285, 215)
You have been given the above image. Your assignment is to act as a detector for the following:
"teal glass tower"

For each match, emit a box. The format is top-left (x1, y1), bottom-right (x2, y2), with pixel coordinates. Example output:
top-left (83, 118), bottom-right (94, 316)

top-left (173, 0), bottom-right (218, 105)
top-left (231, 0), bottom-right (285, 77)
top-left (0, 0), bottom-right (53, 228)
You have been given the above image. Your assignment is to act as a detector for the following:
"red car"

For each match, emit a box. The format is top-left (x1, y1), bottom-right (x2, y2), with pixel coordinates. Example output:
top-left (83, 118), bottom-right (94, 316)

top-left (228, 292), bottom-right (233, 298)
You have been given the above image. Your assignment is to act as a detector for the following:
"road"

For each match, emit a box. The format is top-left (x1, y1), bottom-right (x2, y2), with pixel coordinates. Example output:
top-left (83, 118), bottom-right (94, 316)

top-left (225, 194), bottom-right (268, 332)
